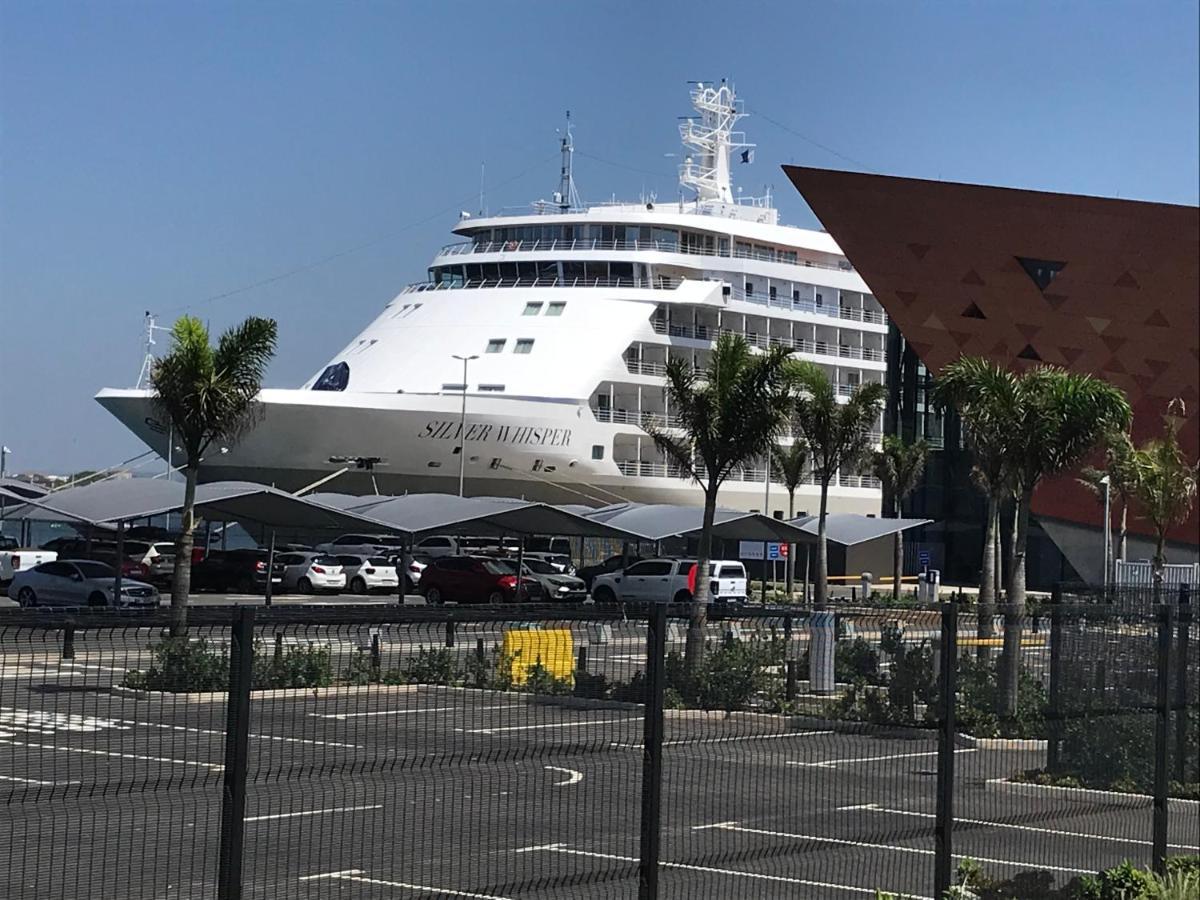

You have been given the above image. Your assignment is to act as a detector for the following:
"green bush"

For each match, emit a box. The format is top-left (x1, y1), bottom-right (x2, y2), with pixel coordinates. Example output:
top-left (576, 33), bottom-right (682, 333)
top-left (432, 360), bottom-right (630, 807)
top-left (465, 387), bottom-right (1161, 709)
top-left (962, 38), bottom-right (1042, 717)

top-left (398, 647), bottom-right (456, 685)
top-left (664, 638), bottom-right (784, 712)
top-left (341, 650), bottom-right (379, 686)
top-left (799, 637), bottom-right (884, 686)
top-left (572, 670), bottom-right (610, 700)
top-left (254, 644), bottom-right (333, 689)
top-left (124, 637), bottom-right (228, 692)
top-left (937, 856), bottom-right (1200, 900)
top-left (955, 656), bottom-right (1048, 739)
top-left (523, 661), bottom-right (573, 696)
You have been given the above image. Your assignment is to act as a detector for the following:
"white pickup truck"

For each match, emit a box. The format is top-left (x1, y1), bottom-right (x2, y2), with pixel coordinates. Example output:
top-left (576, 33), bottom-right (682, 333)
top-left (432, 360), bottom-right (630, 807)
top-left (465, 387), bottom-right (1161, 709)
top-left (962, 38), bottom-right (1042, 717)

top-left (0, 548), bottom-right (57, 587)
top-left (590, 558), bottom-right (747, 604)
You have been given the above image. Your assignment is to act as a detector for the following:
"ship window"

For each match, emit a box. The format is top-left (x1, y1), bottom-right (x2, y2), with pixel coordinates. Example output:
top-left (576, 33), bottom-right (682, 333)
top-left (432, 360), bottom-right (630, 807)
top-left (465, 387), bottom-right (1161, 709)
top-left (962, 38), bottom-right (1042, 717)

top-left (312, 362), bottom-right (349, 392)
top-left (522, 302), bottom-right (542, 316)
top-left (514, 339), bottom-right (535, 354)
top-left (478, 384), bottom-right (505, 392)
top-left (745, 281), bottom-right (755, 296)
top-left (486, 338), bottom-right (506, 353)
top-left (546, 302), bottom-right (566, 316)
top-left (442, 383), bottom-right (466, 392)
top-left (815, 292), bottom-right (824, 307)
top-left (591, 445), bottom-right (605, 460)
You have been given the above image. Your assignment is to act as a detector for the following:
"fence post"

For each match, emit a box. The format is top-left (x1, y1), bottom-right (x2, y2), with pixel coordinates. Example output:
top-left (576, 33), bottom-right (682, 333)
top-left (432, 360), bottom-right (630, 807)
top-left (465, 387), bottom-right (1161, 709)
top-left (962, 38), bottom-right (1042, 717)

top-left (576, 644), bottom-right (588, 674)
top-left (218, 606), bottom-right (255, 900)
top-left (639, 604), bottom-right (667, 900)
top-left (934, 601), bottom-right (958, 900)
top-left (445, 619), bottom-right (456, 648)
top-left (1175, 584), bottom-right (1192, 784)
top-left (1152, 604), bottom-right (1172, 874)
top-left (62, 622), bottom-right (76, 660)
top-left (1047, 585), bottom-right (1063, 772)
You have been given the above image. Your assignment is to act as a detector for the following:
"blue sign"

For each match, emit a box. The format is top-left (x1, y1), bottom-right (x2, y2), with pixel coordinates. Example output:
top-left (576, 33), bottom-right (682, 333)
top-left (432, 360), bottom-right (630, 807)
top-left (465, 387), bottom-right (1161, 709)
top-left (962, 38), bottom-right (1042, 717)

top-left (767, 543), bottom-right (782, 561)
top-left (918, 549), bottom-right (931, 569)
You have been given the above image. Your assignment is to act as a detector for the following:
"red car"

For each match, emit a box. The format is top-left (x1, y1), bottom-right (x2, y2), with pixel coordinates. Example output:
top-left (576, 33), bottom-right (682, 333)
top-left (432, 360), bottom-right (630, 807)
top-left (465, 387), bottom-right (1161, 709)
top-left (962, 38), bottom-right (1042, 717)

top-left (419, 556), bottom-right (544, 604)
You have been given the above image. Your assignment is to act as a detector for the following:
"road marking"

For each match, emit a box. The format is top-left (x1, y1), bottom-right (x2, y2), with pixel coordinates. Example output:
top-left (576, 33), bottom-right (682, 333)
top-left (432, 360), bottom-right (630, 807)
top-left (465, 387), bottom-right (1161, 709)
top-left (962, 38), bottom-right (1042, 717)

top-left (514, 843), bottom-right (928, 897)
top-left (246, 804), bottom-right (382, 823)
top-left (311, 704), bottom-right (519, 720)
top-left (0, 739), bottom-right (223, 770)
top-left (0, 707), bottom-right (130, 735)
top-left (835, 803), bottom-right (879, 811)
top-left (299, 868), bottom-right (516, 898)
top-left (847, 803), bottom-right (1195, 851)
top-left (544, 765), bottom-right (583, 786)
top-left (611, 730), bottom-right (835, 750)
top-left (0, 773), bottom-right (80, 786)
top-left (115, 719), bottom-right (362, 749)
top-left (788, 749), bottom-right (977, 769)
top-left (692, 821), bottom-right (1091, 875)
top-left (463, 717), bottom-right (641, 735)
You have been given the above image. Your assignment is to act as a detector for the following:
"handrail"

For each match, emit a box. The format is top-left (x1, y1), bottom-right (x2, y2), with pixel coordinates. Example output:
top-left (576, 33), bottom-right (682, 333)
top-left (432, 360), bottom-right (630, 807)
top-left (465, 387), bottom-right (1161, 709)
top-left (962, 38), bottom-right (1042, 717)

top-left (402, 276), bottom-right (680, 293)
top-left (436, 238), bottom-right (857, 274)
top-left (649, 319), bottom-right (885, 361)
top-left (612, 459), bottom-right (882, 489)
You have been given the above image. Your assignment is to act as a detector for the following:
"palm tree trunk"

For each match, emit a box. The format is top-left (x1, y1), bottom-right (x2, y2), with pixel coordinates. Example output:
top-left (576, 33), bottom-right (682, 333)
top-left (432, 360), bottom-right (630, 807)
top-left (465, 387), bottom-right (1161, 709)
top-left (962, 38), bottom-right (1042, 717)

top-left (994, 510), bottom-right (1003, 602)
top-left (814, 477), bottom-right (830, 610)
top-left (684, 485), bottom-right (717, 674)
top-left (1117, 498), bottom-right (1128, 563)
top-left (169, 464), bottom-right (198, 636)
top-left (1153, 528), bottom-right (1167, 597)
top-left (785, 490), bottom-right (796, 598)
top-left (1006, 495), bottom-right (1020, 599)
top-left (977, 497), bottom-right (998, 660)
top-left (1000, 488), bottom-right (1032, 717)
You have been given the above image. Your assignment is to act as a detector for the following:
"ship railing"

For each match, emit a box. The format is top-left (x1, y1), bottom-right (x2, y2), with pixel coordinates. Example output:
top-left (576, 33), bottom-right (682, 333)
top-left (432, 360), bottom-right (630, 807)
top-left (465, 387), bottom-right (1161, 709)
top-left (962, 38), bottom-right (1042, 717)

top-left (649, 320), bottom-right (885, 363)
top-left (403, 275), bottom-right (680, 293)
top-left (614, 459), bottom-right (882, 489)
top-left (624, 359), bottom-right (670, 377)
top-left (437, 238), bottom-right (856, 274)
top-left (590, 407), bottom-right (684, 429)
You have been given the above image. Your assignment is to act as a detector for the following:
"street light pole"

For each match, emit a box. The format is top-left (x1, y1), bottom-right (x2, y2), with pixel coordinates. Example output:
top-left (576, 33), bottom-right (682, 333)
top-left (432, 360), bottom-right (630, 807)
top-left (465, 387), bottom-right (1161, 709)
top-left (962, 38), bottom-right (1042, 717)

top-left (452, 354), bottom-right (479, 497)
top-left (1101, 475), bottom-right (1112, 590)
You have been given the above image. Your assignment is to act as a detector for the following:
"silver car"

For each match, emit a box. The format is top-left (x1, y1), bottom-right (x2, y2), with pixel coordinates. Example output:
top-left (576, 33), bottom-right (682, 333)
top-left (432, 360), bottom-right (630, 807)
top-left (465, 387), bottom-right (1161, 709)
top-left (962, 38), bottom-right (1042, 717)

top-left (8, 559), bottom-right (161, 609)
top-left (502, 557), bottom-right (587, 601)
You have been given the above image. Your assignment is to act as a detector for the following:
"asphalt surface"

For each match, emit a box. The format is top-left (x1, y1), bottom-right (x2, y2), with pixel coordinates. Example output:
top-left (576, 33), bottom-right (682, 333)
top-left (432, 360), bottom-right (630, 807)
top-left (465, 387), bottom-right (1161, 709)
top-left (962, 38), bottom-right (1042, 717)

top-left (0, 620), bottom-right (1195, 900)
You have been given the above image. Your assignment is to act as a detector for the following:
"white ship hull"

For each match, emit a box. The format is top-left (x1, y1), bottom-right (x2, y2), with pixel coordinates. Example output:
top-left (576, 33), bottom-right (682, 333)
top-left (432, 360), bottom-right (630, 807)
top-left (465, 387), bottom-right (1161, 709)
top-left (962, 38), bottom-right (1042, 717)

top-left (96, 387), bottom-right (881, 515)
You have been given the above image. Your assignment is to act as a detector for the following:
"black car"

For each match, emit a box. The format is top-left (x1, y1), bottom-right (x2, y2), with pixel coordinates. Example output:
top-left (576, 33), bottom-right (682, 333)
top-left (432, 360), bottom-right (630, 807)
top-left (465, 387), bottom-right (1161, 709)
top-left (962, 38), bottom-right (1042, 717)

top-left (577, 554), bottom-right (645, 589)
top-left (190, 549), bottom-right (285, 593)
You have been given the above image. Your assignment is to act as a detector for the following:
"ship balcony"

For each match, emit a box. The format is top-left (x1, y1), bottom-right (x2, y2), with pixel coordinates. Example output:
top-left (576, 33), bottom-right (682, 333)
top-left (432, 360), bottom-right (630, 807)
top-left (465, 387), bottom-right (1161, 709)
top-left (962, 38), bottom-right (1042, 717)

top-left (402, 274), bottom-right (681, 293)
top-left (648, 318), bottom-right (886, 366)
top-left (611, 456), bottom-right (882, 490)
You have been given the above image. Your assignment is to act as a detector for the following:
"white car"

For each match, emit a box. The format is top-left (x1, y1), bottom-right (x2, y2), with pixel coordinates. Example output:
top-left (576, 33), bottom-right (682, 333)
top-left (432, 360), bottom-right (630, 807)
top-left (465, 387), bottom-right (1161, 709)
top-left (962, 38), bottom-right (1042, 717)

top-left (336, 555), bottom-right (400, 594)
top-left (123, 540), bottom-right (177, 583)
top-left (401, 553), bottom-right (430, 591)
top-left (590, 558), bottom-right (748, 605)
top-left (317, 533), bottom-right (406, 559)
top-left (412, 535), bottom-right (469, 558)
top-left (524, 551), bottom-right (576, 576)
top-left (7, 559), bottom-right (160, 609)
top-left (1, 548), bottom-right (57, 586)
top-left (276, 552), bottom-right (346, 594)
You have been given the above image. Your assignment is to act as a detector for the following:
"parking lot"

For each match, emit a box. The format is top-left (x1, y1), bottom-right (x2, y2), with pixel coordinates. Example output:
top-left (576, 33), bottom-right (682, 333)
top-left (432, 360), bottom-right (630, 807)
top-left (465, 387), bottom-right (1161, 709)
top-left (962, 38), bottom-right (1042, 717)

top-left (1, 619), bottom-right (1194, 900)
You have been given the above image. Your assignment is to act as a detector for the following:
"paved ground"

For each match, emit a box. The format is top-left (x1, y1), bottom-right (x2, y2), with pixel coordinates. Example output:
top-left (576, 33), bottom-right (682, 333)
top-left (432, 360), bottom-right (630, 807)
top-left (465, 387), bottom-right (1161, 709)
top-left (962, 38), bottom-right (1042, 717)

top-left (0, 621), bottom-right (1194, 900)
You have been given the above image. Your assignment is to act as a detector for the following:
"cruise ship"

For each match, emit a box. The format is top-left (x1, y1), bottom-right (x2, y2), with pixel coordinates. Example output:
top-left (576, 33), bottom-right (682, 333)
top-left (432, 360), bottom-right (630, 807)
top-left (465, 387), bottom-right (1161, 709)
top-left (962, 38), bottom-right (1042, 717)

top-left (97, 83), bottom-right (886, 515)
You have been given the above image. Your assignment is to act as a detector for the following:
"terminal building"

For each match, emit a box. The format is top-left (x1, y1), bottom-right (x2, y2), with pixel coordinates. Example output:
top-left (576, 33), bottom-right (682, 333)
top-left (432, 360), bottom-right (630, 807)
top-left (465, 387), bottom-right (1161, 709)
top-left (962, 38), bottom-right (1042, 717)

top-left (785, 167), bottom-right (1199, 589)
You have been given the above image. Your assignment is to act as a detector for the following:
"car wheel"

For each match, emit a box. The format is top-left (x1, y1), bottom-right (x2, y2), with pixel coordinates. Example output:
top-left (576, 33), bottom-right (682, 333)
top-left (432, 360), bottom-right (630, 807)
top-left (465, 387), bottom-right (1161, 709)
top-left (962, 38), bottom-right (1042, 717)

top-left (488, 590), bottom-right (505, 605)
top-left (351, 576), bottom-right (367, 594)
top-left (673, 589), bottom-right (693, 604)
top-left (298, 577), bottom-right (313, 594)
top-left (88, 592), bottom-right (108, 607)
top-left (425, 586), bottom-right (442, 605)
top-left (16, 587), bottom-right (36, 607)
top-left (592, 586), bottom-right (616, 604)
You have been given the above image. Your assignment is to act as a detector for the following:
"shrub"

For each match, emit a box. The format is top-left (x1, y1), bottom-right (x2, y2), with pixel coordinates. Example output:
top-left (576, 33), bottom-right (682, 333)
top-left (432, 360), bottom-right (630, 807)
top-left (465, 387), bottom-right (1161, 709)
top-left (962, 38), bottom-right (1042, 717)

top-left (523, 661), bottom-right (573, 696)
top-left (254, 644), bottom-right (333, 689)
top-left (572, 670), bottom-right (610, 700)
top-left (398, 648), bottom-right (456, 685)
top-left (611, 671), bottom-right (648, 704)
top-left (124, 637), bottom-right (228, 692)
top-left (341, 650), bottom-right (379, 686)
top-left (664, 638), bottom-right (784, 712)
top-left (955, 656), bottom-right (1048, 739)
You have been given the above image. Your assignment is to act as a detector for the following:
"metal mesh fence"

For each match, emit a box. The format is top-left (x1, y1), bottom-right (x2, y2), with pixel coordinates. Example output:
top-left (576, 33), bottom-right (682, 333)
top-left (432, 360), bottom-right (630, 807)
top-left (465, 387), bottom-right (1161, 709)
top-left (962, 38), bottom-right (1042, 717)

top-left (0, 598), bottom-right (1196, 900)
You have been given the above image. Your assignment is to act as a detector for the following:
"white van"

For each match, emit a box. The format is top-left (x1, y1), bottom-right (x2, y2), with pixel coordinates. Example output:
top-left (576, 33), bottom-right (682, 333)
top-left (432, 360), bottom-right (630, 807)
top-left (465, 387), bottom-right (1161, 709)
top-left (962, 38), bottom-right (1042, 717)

top-left (591, 559), bottom-right (747, 604)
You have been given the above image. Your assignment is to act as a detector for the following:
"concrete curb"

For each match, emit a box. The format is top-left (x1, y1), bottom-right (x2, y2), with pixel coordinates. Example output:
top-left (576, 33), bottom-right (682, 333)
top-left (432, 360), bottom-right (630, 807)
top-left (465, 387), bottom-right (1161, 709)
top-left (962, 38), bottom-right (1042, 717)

top-left (957, 735), bottom-right (1047, 752)
top-left (110, 682), bottom-right (421, 703)
top-left (986, 776), bottom-right (1200, 810)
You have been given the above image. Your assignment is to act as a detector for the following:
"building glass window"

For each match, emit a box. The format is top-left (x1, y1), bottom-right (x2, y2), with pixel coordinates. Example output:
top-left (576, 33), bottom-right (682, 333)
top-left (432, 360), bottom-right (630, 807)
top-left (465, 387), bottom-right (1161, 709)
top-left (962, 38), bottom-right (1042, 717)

top-left (486, 338), bottom-right (506, 353)
top-left (546, 302), bottom-right (566, 316)
top-left (523, 302), bottom-right (543, 316)
top-left (514, 339), bottom-right (535, 354)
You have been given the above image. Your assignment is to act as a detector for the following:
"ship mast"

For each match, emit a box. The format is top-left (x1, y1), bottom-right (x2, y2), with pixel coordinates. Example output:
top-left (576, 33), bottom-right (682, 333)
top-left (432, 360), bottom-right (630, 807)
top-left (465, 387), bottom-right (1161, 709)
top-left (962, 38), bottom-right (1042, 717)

top-left (679, 79), bottom-right (753, 204)
top-left (556, 111), bottom-right (581, 211)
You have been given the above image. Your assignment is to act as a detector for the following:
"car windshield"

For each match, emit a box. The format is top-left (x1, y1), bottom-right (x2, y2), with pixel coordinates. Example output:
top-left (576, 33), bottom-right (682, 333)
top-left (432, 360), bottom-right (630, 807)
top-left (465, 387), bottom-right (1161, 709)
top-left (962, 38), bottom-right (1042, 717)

top-left (716, 565), bottom-right (745, 578)
top-left (482, 560), bottom-right (516, 575)
top-left (522, 559), bottom-right (557, 575)
top-left (367, 557), bottom-right (391, 566)
top-left (372, 537), bottom-right (404, 547)
top-left (76, 562), bottom-right (114, 579)
top-left (314, 556), bottom-right (341, 566)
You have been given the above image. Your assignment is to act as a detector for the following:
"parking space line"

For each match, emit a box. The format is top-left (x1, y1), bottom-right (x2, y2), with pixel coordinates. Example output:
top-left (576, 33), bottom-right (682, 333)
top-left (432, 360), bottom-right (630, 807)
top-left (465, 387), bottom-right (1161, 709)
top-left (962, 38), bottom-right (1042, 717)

top-left (114, 719), bottom-right (362, 749)
top-left (847, 803), bottom-right (1195, 850)
top-left (311, 704), bottom-right (520, 720)
top-left (611, 730), bottom-right (835, 750)
top-left (463, 717), bottom-right (641, 735)
top-left (0, 773), bottom-right (79, 786)
top-left (246, 804), bottom-right (382, 823)
top-left (692, 821), bottom-right (1092, 875)
top-left (788, 749), bottom-right (977, 769)
top-left (299, 868), bottom-right (516, 898)
top-left (514, 842), bottom-right (927, 897)
top-left (0, 738), bottom-right (223, 770)
top-left (544, 766), bottom-right (583, 786)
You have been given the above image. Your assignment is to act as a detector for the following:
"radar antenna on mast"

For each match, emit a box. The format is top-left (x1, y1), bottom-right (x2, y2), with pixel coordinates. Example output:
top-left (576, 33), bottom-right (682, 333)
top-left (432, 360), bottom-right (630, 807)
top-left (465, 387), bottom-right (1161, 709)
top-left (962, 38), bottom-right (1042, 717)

top-left (679, 79), bottom-right (754, 204)
top-left (555, 111), bottom-right (581, 211)
top-left (135, 311), bottom-right (169, 389)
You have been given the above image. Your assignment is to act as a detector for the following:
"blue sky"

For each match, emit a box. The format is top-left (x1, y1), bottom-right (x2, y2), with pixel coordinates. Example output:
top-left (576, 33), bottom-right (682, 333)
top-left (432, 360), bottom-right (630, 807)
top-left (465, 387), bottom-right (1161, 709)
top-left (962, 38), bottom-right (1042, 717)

top-left (2, 1), bottom-right (1197, 472)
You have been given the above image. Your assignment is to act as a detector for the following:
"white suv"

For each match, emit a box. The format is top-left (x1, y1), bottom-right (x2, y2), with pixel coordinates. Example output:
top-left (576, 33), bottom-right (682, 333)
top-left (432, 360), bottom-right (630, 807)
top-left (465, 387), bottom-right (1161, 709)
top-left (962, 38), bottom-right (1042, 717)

top-left (277, 552), bottom-right (347, 594)
top-left (590, 559), bottom-right (747, 605)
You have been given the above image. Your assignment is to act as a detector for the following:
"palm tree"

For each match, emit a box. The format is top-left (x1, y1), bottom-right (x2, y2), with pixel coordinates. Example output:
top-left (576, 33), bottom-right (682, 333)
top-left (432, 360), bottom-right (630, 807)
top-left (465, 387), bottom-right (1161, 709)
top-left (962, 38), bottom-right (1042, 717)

top-left (649, 334), bottom-right (795, 670)
top-left (1125, 399), bottom-right (1199, 588)
top-left (1078, 431), bottom-right (1136, 581)
top-left (790, 368), bottom-right (886, 609)
top-left (870, 436), bottom-right (930, 602)
top-left (770, 437), bottom-right (809, 598)
top-left (151, 315), bottom-right (278, 634)
top-left (935, 357), bottom-right (1130, 715)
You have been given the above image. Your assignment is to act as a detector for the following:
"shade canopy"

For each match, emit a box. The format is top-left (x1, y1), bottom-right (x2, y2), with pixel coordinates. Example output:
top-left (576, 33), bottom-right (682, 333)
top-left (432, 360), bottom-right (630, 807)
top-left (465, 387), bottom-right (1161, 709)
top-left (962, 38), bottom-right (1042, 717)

top-left (579, 503), bottom-right (815, 543)
top-left (0, 478), bottom-right (50, 502)
top-left (1, 478), bottom-right (403, 534)
top-left (785, 513), bottom-right (933, 546)
top-left (308, 492), bottom-right (641, 540)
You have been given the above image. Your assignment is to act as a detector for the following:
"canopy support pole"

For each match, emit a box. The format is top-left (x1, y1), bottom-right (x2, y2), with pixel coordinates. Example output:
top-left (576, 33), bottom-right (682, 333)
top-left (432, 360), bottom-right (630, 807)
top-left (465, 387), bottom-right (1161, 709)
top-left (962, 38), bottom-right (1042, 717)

top-left (515, 537), bottom-right (526, 601)
top-left (263, 530), bottom-right (276, 607)
top-left (803, 544), bottom-right (810, 603)
top-left (113, 520), bottom-right (125, 603)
